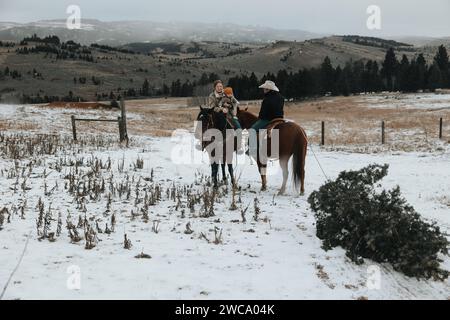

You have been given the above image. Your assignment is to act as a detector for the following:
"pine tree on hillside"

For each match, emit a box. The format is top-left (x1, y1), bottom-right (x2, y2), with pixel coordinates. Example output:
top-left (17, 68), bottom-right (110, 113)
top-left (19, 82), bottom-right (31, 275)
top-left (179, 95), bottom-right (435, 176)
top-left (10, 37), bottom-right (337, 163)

top-left (428, 63), bottom-right (443, 91)
top-left (351, 60), bottom-right (365, 94)
top-left (276, 69), bottom-right (289, 94)
top-left (372, 61), bottom-right (383, 92)
top-left (434, 45), bottom-right (449, 86)
top-left (398, 55), bottom-right (411, 92)
top-left (142, 79), bottom-right (150, 96)
top-left (336, 63), bottom-right (352, 96)
top-left (162, 84), bottom-right (170, 96)
top-left (416, 54), bottom-right (427, 90)
top-left (248, 72), bottom-right (260, 99)
top-left (320, 56), bottom-right (335, 94)
top-left (381, 48), bottom-right (399, 91)
top-left (198, 73), bottom-right (209, 86)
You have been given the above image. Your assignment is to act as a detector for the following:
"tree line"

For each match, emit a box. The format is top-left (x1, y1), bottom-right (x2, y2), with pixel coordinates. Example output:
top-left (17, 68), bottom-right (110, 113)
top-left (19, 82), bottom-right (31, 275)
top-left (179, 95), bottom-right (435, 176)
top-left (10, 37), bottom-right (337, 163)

top-left (227, 45), bottom-right (450, 100)
top-left (105, 44), bottom-right (450, 101)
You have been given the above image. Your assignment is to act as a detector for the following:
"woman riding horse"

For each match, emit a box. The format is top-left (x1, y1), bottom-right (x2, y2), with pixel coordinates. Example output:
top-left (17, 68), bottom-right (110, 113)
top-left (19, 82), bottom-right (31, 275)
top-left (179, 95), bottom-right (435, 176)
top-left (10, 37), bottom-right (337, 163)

top-left (197, 80), bottom-right (241, 188)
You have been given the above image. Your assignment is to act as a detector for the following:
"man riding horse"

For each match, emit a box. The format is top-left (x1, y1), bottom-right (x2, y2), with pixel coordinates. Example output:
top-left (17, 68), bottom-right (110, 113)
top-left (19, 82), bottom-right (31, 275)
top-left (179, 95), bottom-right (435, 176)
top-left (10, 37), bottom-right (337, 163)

top-left (237, 80), bottom-right (308, 195)
top-left (247, 80), bottom-right (284, 156)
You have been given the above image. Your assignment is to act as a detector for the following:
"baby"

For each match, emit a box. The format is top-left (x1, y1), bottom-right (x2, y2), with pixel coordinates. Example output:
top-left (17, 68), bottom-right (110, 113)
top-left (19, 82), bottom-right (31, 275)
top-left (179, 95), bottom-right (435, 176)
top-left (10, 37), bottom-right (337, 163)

top-left (219, 87), bottom-right (241, 129)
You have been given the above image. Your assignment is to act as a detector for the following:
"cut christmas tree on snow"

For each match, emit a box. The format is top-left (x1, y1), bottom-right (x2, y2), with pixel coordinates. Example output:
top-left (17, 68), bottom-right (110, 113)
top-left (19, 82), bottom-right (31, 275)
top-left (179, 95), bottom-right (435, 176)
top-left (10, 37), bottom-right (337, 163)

top-left (308, 164), bottom-right (449, 281)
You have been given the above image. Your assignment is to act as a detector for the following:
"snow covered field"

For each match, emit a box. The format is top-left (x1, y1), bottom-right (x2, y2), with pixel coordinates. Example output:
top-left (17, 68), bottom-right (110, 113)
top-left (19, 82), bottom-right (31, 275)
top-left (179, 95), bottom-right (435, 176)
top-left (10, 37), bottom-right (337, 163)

top-left (0, 100), bottom-right (449, 300)
top-left (357, 92), bottom-right (450, 111)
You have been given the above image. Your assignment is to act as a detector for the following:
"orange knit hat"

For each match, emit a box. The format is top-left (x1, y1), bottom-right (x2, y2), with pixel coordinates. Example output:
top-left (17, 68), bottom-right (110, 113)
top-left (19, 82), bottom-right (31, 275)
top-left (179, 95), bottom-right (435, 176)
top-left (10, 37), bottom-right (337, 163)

top-left (224, 87), bottom-right (233, 96)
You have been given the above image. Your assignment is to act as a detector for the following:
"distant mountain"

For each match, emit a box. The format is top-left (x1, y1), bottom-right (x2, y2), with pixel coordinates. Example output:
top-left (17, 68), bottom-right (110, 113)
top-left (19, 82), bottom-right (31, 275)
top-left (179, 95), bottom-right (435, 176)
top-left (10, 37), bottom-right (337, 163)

top-left (0, 19), bottom-right (323, 45)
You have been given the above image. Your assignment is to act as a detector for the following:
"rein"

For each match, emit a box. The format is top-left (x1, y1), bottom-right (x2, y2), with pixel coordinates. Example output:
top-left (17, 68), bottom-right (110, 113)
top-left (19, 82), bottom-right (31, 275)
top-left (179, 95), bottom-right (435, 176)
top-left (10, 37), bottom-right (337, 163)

top-left (201, 113), bottom-right (215, 150)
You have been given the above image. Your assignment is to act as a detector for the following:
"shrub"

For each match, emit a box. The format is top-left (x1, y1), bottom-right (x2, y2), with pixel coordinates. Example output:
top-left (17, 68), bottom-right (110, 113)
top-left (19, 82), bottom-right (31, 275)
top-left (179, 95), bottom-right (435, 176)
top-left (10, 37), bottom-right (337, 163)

top-left (308, 164), bottom-right (449, 281)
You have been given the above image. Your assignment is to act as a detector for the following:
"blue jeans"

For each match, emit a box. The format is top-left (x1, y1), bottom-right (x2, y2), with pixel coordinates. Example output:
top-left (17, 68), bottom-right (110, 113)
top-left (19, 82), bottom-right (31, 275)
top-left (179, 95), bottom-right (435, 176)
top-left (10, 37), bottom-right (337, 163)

top-left (249, 119), bottom-right (270, 155)
top-left (232, 117), bottom-right (241, 129)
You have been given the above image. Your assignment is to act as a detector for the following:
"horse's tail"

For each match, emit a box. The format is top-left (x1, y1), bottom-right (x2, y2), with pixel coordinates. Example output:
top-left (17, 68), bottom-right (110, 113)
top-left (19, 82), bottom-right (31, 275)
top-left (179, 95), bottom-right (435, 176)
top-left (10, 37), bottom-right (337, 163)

top-left (292, 126), bottom-right (308, 193)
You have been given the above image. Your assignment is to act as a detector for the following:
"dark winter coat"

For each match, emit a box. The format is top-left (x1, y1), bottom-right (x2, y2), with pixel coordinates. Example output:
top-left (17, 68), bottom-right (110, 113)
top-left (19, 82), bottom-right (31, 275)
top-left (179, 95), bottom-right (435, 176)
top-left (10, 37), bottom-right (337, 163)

top-left (258, 91), bottom-right (284, 121)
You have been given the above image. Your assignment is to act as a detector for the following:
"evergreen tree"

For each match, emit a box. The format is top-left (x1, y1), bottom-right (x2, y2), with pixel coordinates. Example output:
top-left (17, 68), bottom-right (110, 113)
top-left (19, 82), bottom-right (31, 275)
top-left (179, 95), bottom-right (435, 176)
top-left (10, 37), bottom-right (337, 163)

top-left (248, 72), bottom-right (260, 99)
top-left (198, 73), bottom-right (209, 86)
top-left (336, 63), bottom-right (352, 96)
top-left (320, 56), bottom-right (335, 94)
top-left (381, 48), bottom-right (399, 91)
top-left (351, 60), bottom-right (365, 94)
top-left (142, 79), bottom-right (150, 96)
top-left (162, 84), bottom-right (170, 96)
top-left (171, 79), bottom-right (182, 97)
top-left (434, 45), bottom-right (449, 86)
top-left (276, 69), bottom-right (289, 94)
top-left (398, 55), bottom-right (411, 92)
top-left (416, 54), bottom-right (427, 90)
top-left (428, 63), bottom-right (443, 91)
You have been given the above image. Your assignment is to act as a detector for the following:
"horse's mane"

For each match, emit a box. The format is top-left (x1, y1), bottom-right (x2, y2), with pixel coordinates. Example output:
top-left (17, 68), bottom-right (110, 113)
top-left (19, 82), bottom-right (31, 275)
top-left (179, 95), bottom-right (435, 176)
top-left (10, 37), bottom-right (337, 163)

top-left (238, 108), bottom-right (257, 118)
top-left (237, 109), bottom-right (258, 128)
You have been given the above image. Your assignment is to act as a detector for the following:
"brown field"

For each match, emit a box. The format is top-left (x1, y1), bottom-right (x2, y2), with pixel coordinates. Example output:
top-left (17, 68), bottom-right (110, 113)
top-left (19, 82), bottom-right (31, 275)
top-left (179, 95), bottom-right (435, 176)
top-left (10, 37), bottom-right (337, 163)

top-left (122, 95), bottom-right (450, 152)
top-left (2, 94), bottom-right (449, 153)
top-left (46, 101), bottom-right (112, 109)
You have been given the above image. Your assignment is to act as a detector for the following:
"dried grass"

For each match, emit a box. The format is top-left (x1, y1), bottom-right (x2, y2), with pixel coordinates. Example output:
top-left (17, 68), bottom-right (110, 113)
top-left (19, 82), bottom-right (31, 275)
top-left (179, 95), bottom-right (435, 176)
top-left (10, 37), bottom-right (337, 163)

top-left (2, 95), bottom-right (449, 151)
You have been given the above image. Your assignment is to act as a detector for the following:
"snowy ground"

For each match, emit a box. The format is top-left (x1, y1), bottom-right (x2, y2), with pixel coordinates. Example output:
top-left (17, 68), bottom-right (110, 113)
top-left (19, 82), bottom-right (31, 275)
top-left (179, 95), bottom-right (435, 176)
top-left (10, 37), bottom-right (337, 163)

top-left (357, 92), bottom-right (450, 110)
top-left (0, 101), bottom-right (449, 300)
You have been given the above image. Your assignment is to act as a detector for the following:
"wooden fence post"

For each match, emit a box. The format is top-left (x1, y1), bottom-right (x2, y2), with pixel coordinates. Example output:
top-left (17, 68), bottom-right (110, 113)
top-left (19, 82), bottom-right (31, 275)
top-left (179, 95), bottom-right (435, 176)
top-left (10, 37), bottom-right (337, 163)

top-left (118, 116), bottom-right (124, 142)
top-left (381, 120), bottom-right (385, 144)
top-left (71, 115), bottom-right (77, 141)
top-left (439, 118), bottom-right (443, 139)
top-left (321, 121), bottom-right (325, 146)
top-left (120, 99), bottom-right (128, 144)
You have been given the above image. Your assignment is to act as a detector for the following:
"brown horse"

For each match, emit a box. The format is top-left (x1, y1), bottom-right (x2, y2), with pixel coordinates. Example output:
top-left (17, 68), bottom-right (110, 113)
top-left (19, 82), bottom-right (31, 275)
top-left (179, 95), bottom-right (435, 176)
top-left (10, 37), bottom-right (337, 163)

top-left (237, 108), bottom-right (308, 195)
top-left (196, 106), bottom-right (239, 188)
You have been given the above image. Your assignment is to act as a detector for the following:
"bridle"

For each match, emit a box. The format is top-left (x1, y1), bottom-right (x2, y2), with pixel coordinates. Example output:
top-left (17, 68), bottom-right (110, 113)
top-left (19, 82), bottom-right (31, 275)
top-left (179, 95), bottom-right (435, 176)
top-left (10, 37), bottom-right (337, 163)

top-left (198, 110), bottom-right (215, 150)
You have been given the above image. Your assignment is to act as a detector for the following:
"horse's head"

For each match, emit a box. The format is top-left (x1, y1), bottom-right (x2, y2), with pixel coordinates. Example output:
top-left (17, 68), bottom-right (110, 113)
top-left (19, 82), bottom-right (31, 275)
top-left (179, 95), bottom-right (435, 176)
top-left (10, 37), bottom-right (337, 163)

top-left (195, 106), bottom-right (214, 140)
top-left (197, 106), bottom-right (214, 128)
top-left (236, 107), bottom-right (257, 130)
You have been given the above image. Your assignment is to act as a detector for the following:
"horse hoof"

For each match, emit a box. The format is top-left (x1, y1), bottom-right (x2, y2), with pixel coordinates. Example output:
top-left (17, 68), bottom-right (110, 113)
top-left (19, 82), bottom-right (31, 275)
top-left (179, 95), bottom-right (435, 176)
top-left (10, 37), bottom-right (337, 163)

top-left (261, 187), bottom-right (267, 192)
top-left (277, 191), bottom-right (285, 196)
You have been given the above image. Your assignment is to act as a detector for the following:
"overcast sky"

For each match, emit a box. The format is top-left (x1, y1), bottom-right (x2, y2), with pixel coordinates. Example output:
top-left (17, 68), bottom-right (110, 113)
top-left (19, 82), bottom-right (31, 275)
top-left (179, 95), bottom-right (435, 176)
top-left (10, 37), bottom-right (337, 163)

top-left (0, 0), bottom-right (449, 37)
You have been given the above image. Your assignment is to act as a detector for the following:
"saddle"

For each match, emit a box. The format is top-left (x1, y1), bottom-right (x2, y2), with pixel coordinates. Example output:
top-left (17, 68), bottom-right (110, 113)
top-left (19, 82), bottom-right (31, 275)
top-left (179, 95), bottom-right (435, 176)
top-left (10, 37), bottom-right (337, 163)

top-left (264, 118), bottom-right (286, 138)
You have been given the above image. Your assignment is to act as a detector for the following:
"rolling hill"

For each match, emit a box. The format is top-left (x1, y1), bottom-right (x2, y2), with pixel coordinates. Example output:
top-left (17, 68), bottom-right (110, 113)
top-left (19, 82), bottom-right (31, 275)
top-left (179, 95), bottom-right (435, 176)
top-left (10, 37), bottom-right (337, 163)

top-left (0, 33), bottom-right (448, 103)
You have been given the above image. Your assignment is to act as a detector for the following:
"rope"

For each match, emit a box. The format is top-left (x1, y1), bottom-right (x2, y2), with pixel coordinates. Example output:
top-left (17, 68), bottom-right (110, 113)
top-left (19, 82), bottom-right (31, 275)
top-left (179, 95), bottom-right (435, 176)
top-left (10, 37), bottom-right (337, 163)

top-left (308, 144), bottom-right (329, 181)
top-left (297, 126), bottom-right (329, 181)
top-left (0, 230), bottom-right (31, 300)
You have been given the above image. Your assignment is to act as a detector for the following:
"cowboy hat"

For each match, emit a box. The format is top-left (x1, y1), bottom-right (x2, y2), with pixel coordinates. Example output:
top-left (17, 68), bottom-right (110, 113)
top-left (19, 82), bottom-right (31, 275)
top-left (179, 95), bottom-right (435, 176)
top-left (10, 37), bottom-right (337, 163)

top-left (258, 80), bottom-right (279, 92)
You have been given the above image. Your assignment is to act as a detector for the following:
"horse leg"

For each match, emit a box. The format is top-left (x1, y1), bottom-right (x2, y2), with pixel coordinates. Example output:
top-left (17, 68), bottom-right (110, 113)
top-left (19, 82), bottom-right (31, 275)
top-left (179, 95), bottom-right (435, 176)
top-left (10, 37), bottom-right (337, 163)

top-left (211, 163), bottom-right (219, 188)
top-left (278, 159), bottom-right (289, 195)
top-left (221, 163), bottom-right (227, 182)
top-left (258, 162), bottom-right (267, 191)
top-left (227, 164), bottom-right (235, 187)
